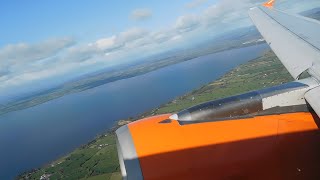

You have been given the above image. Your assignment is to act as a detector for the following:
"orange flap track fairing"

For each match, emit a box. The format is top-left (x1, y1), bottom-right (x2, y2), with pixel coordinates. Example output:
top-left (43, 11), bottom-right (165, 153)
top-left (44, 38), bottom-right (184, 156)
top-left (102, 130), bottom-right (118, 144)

top-left (263, 0), bottom-right (275, 8)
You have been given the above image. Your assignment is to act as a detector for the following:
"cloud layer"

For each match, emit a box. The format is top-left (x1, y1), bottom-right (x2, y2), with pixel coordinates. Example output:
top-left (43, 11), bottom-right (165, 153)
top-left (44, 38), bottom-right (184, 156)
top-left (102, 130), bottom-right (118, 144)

top-left (1, 0), bottom-right (319, 97)
top-left (186, 0), bottom-right (208, 9)
top-left (130, 8), bottom-right (153, 21)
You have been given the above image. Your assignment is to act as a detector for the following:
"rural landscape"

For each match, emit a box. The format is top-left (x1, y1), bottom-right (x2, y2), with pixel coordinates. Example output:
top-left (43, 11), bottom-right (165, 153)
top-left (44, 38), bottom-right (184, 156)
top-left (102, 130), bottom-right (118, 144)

top-left (18, 8), bottom-right (320, 179)
top-left (19, 50), bottom-right (293, 180)
top-left (0, 1), bottom-right (319, 179)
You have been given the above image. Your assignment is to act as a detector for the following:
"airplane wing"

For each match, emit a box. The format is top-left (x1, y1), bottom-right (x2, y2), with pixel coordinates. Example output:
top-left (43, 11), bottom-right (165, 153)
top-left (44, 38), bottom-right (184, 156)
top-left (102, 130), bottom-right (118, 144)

top-left (248, 5), bottom-right (320, 80)
top-left (115, 2), bottom-right (320, 179)
top-left (248, 3), bottom-right (320, 117)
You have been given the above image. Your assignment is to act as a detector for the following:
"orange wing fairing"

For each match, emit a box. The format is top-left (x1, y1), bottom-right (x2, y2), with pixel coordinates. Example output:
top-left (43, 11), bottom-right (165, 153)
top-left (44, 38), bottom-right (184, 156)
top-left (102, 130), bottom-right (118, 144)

top-left (263, 0), bottom-right (275, 8)
top-left (128, 113), bottom-right (320, 180)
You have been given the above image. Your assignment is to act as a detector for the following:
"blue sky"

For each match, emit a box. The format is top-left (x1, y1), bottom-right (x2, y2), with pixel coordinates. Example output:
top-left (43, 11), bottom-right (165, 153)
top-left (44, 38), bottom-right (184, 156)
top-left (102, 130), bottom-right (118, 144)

top-left (0, 0), bottom-right (210, 46)
top-left (0, 0), bottom-right (319, 98)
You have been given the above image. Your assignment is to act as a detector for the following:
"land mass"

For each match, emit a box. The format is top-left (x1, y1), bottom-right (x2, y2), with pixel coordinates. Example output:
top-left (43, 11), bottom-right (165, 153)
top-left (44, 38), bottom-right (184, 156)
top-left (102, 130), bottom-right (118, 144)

top-left (0, 26), bottom-right (263, 116)
top-left (19, 50), bottom-right (294, 180)
top-left (16, 7), bottom-right (320, 180)
top-left (3, 7), bottom-right (319, 117)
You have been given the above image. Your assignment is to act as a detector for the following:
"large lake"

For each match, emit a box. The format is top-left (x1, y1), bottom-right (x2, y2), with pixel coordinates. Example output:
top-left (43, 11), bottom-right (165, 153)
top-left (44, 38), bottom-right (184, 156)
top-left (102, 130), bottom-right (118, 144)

top-left (0, 44), bottom-right (269, 179)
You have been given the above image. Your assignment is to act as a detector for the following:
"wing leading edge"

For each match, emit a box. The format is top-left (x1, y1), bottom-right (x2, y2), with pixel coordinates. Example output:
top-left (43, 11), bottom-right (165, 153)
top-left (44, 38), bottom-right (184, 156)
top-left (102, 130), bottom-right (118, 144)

top-left (248, 6), bottom-right (320, 80)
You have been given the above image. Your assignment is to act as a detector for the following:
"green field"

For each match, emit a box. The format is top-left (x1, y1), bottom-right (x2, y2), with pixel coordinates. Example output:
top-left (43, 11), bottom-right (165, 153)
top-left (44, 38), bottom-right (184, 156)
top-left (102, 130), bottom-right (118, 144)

top-left (141, 50), bottom-right (293, 117)
top-left (19, 50), bottom-right (293, 180)
top-left (4, 8), bottom-right (320, 117)
top-left (0, 28), bottom-right (261, 117)
top-left (20, 134), bottom-right (121, 180)
top-left (17, 9), bottom-right (320, 180)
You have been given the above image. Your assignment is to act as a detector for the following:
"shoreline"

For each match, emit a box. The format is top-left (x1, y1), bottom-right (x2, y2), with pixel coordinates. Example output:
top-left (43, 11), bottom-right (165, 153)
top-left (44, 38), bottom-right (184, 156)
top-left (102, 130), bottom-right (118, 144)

top-left (19, 49), bottom-right (294, 180)
top-left (0, 43), bottom-right (265, 117)
top-left (15, 8), bottom-right (320, 180)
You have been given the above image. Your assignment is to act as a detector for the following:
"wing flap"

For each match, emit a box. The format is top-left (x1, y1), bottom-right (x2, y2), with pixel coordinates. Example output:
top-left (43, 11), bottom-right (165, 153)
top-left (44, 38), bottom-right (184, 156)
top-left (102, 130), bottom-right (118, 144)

top-left (248, 7), bottom-right (320, 79)
top-left (305, 86), bottom-right (320, 118)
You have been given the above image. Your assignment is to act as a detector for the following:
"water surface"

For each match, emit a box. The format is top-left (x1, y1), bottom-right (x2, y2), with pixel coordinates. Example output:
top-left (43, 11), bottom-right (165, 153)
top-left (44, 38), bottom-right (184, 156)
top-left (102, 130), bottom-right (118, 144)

top-left (0, 44), bottom-right (269, 179)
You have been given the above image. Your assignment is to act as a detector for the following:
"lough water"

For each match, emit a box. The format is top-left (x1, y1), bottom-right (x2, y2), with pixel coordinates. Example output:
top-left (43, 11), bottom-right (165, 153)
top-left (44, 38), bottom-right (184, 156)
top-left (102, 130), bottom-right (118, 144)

top-left (0, 44), bottom-right (269, 179)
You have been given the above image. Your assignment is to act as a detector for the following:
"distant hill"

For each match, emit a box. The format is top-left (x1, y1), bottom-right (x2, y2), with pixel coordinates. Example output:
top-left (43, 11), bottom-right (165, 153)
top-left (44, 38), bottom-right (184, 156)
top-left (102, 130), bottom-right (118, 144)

top-left (301, 7), bottom-right (320, 20)
top-left (3, 6), bottom-right (320, 117)
top-left (19, 49), bottom-right (295, 180)
top-left (301, 7), bottom-right (320, 16)
top-left (17, 6), bottom-right (320, 180)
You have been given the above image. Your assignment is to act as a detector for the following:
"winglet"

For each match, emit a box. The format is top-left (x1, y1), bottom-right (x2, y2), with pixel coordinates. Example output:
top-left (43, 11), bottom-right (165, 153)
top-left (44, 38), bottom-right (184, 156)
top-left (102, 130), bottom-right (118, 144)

top-left (263, 0), bottom-right (275, 8)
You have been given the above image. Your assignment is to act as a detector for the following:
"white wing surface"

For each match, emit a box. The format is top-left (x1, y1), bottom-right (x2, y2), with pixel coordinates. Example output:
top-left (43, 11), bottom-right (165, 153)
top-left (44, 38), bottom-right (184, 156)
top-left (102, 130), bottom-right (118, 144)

top-left (249, 4), bottom-right (320, 117)
top-left (248, 6), bottom-right (320, 79)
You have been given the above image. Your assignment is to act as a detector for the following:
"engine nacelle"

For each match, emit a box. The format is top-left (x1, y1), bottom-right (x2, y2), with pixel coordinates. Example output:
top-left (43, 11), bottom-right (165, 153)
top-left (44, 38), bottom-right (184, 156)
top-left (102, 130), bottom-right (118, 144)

top-left (116, 79), bottom-right (320, 180)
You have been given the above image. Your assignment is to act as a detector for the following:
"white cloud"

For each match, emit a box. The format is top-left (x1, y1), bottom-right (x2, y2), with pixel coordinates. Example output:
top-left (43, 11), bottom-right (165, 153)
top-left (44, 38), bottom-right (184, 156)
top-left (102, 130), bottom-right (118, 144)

top-left (118, 27), bottom-right (148, 43)
top-left (0, 38), bottom-right (75, 82)
top-left (2, 66), bottom-right (71, 87)
top-left (0, 38), bottom-right (74, 65)
top-left (94, 36), bottom-right (116, 50)
top-left (170, 35), bottom-right (182, 41)
top-left (130, 8), bottom-right (153, 21)
top-left (0, 68), bottom-right (9, 77)
top-left (202, 0), bottom-right (260, 27)
top-left (63, 44), bottom-right (99, 63)
top-left (186, 0), bottom-right (208, 9)
top-left (175, 14), bottom-right (200, 33)
top-left (93, 27), bottom-right (149, 53)
top-left (152, 30), bottom-right (174, 43)
top-left (277, 0), bottom-right (320, 13)
top-left (1, 0), bottom-right (320, 96)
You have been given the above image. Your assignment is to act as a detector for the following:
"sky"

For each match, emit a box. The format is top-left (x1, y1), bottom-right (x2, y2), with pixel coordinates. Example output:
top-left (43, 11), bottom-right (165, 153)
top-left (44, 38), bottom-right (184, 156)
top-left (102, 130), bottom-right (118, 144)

top-left (0, 0), bottom-right (319, 98)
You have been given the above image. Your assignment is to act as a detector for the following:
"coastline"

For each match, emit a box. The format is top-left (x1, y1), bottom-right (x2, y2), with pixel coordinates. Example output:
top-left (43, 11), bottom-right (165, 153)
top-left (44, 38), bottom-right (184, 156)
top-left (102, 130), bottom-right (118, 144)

top-left (19, 49), bottom-right (293, 180)
top-left (15, 8), bottom-right (320, 180)
top-left (3, 44), bottom-right (266, 180)
top-left (0, 42), bottom-right (264, 117)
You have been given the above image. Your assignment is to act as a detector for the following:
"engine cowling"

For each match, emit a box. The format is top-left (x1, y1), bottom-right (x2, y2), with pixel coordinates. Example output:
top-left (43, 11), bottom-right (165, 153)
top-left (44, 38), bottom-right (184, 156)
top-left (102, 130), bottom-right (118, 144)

top-left (116, 80), bottom-right (320, 179)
